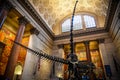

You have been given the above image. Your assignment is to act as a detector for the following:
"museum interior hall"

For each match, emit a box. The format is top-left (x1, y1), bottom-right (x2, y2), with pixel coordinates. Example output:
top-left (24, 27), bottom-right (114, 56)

top-left (0, 0), bottom-right (120, 80)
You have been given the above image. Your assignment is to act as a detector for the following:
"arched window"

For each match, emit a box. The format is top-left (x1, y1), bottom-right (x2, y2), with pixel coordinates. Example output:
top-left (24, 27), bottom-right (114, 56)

top-left (73, 15), bottom-right (82, 30)
top-left (62, 14), bottom-right (97, 32)
top-left (62, 19), bottom-right (71, 32)
top-left (83, 15), bottom-right (96, 28)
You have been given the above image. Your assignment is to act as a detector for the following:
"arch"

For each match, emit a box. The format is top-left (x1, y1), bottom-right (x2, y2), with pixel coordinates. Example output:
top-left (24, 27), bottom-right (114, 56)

top-left (14, 64), bottom-right (22, 75)
top-left (61, 13), bottom-right (98, 33)
top-left (14, 63), bottom-right (23, 80)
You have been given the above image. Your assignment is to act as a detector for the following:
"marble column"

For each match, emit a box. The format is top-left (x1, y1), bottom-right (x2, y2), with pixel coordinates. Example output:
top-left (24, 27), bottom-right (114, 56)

top-left (56, 44), bottom-right (64, 79)
top-left (98, 39), bottom-right (109, 65)
top-left (98, 39), bottom-right (109, 79)
top-left (0, 0), bottom-right (13, 28)
top-left (22, 28), bottom-right (40, 80)
top-left (4, 17), bottom-right (28, 80)
top-left (84, 41), bottom-right (91, 62)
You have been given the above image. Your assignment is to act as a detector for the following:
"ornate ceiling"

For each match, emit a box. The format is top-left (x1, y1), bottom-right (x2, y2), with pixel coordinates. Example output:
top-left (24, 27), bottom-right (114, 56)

top-left (28, 0), bottom-right (109, 30)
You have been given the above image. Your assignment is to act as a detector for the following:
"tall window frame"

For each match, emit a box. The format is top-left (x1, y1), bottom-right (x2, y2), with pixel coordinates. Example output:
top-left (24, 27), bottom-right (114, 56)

top-left (61, 13), bottom-right (98, 32)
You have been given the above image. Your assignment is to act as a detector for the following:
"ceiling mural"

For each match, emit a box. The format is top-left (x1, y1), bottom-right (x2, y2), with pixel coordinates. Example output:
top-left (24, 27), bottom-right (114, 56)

top-left (28, 0), bottom-right (109, 29)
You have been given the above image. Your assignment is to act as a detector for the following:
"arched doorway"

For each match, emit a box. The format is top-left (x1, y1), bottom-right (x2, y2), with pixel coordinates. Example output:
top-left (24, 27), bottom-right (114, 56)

top-left (14, 63), bottom-right (22, 80)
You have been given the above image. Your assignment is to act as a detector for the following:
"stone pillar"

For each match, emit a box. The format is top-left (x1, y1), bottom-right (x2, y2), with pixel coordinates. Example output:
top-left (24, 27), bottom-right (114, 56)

top-left (84, 41), bottom-right (91, 62)
top-left (22, 28), bottom-right (40, 80)
top-left (98, 39), bottom-right (109, 79)
top-left (0, 0), bottom-right (13, 28)
top-left (98, 39), bottom-right (109, 66)
top-left (56, 44), bottom-right (64, 79)
top-left (4, 17), bottom-right (28, 80)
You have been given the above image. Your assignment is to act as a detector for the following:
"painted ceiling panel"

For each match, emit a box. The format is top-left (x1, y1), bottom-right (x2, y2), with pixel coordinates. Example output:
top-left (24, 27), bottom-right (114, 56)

top-left (28, 0), bottom-right (109, 29)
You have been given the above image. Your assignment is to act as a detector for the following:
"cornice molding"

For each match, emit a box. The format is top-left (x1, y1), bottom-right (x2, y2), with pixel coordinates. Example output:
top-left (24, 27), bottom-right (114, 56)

top-left (54, 27), bottom-right (106, 40)
top-left (14, 0), bottom-right (118, 42)
top-left (17, 0), bottom-right (54, 40)
top-left (54, 32), bottom-right (109, 45)
top-left (105, 0), bottom-right (120, 32)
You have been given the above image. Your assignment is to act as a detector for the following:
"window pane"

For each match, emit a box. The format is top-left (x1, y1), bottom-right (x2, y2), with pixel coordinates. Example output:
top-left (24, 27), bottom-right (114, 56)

top-left (62, 19), bottom-right (71, 32)
top-left (84, 15), bottom-right (96, 28)
top-left (62, 14), bottom-right (97, 32)
top-left (73, 15), bottom-right (82, 30)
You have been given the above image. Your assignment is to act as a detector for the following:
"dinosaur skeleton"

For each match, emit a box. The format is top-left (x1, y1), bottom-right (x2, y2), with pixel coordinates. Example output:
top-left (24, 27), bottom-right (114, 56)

top-left (11, 0), bottom-right (95, 79)
top-left (11, 39), bottom-right (95, 80)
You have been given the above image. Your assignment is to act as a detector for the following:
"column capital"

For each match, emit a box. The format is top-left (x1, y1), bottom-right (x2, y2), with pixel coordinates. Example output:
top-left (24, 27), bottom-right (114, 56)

top-left (30, 27), bottom-right (39, 35)
top-left (0, 0), bottom-right (13, 11)
top-left (84, 41), bottom-right (90, 45)
top-left (98, 39), bottom-right (105, 44)
top-left (18, 17), bottom-right (28, 25)
top-left (57, 44), bottom-right (64, 49)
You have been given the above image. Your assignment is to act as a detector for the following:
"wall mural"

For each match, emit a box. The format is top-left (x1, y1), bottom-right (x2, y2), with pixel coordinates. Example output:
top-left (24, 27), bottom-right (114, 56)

top-left (0, 27), bottom-right (15, 75)
top-left (0, 26), bottom-right (30, 75)
top-left (76, 51), bottom-right (87, 61)
top-left (18, 37), bottom-right (30, 65)
top-left (63, 42), bottom-right (105, 80)
top-left (90, 50), bottom-right (104, 79)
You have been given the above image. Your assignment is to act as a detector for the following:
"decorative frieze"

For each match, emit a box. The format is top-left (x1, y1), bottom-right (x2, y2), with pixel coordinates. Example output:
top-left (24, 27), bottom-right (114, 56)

top-left (54, 32), bottom-right (109, 45)
top-left (54, 27), bottom-right (106, 40)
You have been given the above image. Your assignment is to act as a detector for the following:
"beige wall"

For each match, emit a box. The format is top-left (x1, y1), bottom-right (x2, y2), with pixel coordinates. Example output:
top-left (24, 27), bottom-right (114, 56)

top-left (97, 15), bottom-right (105, 27)
top-left (22, 33), bottom-right (53, 80)
top-left (109, 1), bottom-right (120, 64)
